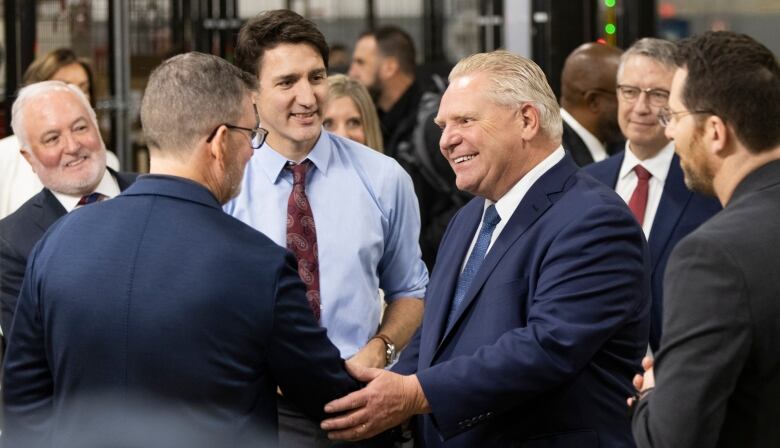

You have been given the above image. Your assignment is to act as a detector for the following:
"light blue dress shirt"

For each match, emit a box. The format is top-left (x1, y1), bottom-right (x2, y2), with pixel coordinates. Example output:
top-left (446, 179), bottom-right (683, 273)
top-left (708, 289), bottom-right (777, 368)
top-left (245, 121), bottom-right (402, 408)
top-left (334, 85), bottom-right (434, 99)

top-left (225, 131), bottom-right (428, 358)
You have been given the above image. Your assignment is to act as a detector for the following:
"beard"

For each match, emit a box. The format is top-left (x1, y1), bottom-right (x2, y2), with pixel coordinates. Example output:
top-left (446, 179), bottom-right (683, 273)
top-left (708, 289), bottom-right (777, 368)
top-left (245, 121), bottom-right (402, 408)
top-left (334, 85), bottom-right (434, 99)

top-left (680, 130), bottom-right (716, 197)
top-left (365, 71), bottom-right (383, 105)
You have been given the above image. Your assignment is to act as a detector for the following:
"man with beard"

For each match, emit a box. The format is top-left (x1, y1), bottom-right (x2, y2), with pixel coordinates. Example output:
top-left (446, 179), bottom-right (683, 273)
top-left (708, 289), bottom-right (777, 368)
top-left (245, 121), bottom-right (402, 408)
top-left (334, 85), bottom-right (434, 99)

top-left (0, 81), bottom-right (136, 336)
top-left (631, 31), bottom-right (780, 448)
top-left (559, 42), bottom-right (625, 166)
top-left (584, 38), bottom-right (720, 352)
top-left (349, 25), bottom-right (466, 269)
top-left (2, 52), bottom-right (359, 448)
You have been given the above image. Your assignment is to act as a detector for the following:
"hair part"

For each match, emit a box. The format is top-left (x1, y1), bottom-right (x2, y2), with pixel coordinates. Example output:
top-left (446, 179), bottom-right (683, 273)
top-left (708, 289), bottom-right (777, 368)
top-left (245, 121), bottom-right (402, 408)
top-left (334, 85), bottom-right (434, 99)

top-left (361, 26), bottom-right (417, 76)
top-left (674, 31), bottom-right (780, 154)
top-left (140, 52), bottom-right (257, 157)
top-left (22, 47), bottom-right (96, 107)
top-left (327, 74), bottom-right (384, 152)
top-left (450, 49), bottom-right (562, 139)
top-left (11, 80), bottom-right (98, 150)
top-left (618, 37), bottom-right (677, 80)
top-left (235, 9), bottom-right (328, 78)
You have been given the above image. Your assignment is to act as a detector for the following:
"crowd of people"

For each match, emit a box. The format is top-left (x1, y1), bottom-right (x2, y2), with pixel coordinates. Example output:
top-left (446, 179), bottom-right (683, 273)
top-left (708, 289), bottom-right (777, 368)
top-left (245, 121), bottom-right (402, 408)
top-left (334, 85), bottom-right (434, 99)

top-left (0, 7), bottom-right (778, 448)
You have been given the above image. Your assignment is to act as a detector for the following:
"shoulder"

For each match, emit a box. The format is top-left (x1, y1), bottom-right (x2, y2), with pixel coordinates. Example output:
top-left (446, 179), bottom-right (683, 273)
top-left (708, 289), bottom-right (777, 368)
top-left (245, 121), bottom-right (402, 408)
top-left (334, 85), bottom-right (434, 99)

top-left (0, 190), bottom-right (46, 237)
top-left (582, 151), bottom-right (623, 181)
top-left (329, 133), bottom-right (413, 188)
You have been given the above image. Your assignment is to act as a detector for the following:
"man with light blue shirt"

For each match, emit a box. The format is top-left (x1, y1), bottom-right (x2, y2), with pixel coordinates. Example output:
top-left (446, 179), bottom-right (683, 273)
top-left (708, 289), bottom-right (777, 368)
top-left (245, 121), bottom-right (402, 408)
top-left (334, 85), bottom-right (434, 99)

top-left (228, 10), bottom-right (428, 447)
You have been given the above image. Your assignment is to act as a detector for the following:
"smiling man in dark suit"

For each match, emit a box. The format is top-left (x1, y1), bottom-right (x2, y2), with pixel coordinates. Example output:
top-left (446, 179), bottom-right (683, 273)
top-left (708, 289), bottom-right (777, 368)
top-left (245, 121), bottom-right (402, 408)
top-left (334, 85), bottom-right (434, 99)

top-left (584, 38), bottom-right (721, 352)
top-left (0, 81), bottom-right (136, 336)
top-left (320, 50), bottom-right (649, 448)
top-left (2, 52), bottom-right (359, 448)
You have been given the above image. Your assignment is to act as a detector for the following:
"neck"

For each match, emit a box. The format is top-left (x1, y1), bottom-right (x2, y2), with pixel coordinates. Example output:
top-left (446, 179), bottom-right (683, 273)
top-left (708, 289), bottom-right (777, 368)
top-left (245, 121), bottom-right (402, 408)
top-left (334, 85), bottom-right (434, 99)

top-left (150, 152), bottom-right (211, 191)
top-left (628, 140), bottom-right (668, 161)
top-left (563, 105), bottom-right (600, 141)
top-left (713, 145), bottom-right (780, 206)
top-left (265, 135), bottom-right (317, 163)
top-left (378, 74), bottom-right (414, 112)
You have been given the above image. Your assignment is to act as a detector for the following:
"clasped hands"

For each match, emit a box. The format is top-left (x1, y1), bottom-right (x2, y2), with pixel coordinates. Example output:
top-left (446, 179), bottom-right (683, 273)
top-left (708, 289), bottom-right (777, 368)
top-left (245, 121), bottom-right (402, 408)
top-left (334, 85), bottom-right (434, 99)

top-left (627, 356), bottom-right (655, 407)
top-left (320, 362), bottom-right (430, 441)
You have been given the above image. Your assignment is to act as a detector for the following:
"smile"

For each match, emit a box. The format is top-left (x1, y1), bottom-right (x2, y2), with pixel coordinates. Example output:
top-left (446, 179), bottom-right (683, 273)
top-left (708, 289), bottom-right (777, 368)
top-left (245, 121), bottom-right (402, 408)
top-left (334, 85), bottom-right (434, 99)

top-left (291, 111), bottom-right (317, 119)
top-left (64, 156), bottom-right (88, 168)
top-left (454, 154), bottom-right (477, 164)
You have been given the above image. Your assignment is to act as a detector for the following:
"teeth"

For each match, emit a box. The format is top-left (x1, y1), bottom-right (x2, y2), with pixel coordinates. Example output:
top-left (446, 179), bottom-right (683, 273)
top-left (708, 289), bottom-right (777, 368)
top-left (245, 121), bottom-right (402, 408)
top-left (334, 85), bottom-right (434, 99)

top-left (454, 155), bottom-right (476, 164)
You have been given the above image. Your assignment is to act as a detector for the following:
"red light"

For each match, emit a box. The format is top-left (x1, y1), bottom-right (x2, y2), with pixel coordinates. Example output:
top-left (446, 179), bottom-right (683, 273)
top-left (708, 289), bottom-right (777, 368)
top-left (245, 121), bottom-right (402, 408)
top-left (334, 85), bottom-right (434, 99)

top-left (596, 38), bottom-right (608, 44)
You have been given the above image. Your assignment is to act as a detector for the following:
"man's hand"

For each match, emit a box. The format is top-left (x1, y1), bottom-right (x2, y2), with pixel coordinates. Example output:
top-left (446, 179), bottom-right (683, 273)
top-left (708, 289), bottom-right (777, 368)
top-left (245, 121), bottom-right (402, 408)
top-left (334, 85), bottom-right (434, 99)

top-left (346, 337), bottom-right (387, 370)
top-left (628, 356), bottom-right (655, 406)
top-left (321, 362), bottom-right (430, 441)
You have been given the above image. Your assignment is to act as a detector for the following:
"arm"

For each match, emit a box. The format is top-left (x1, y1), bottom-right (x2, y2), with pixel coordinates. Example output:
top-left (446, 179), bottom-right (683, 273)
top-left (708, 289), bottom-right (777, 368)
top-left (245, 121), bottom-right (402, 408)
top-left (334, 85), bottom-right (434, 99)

top-left (348, 297), bottom-right (423, 369)
top-left (632, 234), bottom-right (750, 448)
top-left (0, 234), bottom-right (26, 334)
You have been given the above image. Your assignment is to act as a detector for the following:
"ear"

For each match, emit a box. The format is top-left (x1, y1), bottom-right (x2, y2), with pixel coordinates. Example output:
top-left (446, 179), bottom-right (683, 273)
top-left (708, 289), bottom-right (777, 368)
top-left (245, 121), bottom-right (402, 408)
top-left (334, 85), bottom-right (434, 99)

top-left (517, 103), bottom-right (541, 140)
top-left (583, 90), bottom-right (600, 112)
top-left (208, 125), bottom-right (230, 169)
top-left (704, 115), bottom-right (732, 159)
top-left (380, 57), bottom-right (399, 79)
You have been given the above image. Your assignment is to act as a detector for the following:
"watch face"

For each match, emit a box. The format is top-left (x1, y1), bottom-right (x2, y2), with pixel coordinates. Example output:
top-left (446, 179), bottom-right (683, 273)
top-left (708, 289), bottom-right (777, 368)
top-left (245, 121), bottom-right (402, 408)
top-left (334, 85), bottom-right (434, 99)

top-left (387, 343), bottom-right (398, 364)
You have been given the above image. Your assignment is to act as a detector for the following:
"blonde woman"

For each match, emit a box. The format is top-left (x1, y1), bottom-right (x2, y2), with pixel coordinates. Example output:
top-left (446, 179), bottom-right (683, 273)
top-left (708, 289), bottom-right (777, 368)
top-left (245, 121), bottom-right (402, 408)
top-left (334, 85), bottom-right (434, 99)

top-left (322, 74), bottom-right (384, 152)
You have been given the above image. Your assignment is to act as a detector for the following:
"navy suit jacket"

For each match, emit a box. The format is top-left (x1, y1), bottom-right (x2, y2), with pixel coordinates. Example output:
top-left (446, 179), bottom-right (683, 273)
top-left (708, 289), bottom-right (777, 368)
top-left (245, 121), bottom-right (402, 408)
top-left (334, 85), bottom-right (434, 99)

top-left (2, 175), bottom-right (359, 447)
top-left (395, 155), bottom-right (650, 447)
top-left (584, 152), bottom-right (720, 350)
top-left (0, 168), bottom-right (137, 335)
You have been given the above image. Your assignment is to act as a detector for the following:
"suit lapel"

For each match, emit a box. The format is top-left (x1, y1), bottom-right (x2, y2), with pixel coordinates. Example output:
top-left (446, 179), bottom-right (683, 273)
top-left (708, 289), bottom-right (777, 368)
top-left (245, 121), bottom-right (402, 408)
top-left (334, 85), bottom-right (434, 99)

top-left (647, 155), bottom-right (690, 271)
top-left (434, 156), bottom-right (577, 355)
top-left (33, 189), bottom-right (67, 234)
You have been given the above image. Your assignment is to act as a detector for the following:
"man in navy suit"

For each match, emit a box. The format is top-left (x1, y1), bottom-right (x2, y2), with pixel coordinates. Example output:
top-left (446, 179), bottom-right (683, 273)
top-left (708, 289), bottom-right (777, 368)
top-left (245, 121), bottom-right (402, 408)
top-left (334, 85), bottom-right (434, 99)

top-left (0, 80), bottom-right (136, 336)
top-left (2, 52), bottom-right (359, 448)
top-left (584, 38), bottom-right (720, 352)
top-left (320, 50), bottom-right (649, 447)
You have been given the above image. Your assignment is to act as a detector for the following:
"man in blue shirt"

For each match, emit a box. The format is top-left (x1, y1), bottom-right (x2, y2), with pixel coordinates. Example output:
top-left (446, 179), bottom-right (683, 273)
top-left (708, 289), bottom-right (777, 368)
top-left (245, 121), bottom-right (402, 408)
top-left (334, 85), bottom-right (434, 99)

top-left (228, 9), bottom-right (429, 447)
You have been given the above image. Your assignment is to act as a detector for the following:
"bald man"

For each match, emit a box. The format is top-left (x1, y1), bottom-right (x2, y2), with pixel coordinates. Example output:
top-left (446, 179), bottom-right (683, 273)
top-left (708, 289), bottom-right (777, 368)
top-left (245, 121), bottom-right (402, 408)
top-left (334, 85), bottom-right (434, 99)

top-left (560, 42), bottom-right (625, 166)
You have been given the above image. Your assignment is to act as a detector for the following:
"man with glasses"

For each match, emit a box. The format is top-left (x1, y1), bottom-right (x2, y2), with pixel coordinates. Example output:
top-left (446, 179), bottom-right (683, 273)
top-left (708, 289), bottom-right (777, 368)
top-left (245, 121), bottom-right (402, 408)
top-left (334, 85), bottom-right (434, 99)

top-left (559, 42), bottom-right (625, 166)
top-left (3, 52), bottom-right (359, 447)
top-left (584, 38), bottom-right (720, 352)
top-left (631, 30), bottom-right (780, 448)
top-left (228, 10), bottom-right (428, 446)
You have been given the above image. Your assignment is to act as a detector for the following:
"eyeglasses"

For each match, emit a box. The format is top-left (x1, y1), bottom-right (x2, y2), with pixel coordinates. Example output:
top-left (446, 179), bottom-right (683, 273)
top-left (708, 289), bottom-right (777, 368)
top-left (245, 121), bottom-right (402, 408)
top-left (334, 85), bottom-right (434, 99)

top-left (657, 107), bottom-right (714, 127)
top-left (617, 85), bottom-right (670, 107)
top-left (206, 123), bottom-right (268, 149)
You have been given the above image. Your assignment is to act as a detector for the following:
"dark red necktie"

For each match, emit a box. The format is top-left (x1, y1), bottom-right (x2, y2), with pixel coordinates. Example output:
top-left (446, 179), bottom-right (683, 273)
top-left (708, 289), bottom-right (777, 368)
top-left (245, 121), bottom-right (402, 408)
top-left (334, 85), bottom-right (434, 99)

top-left (286, 160), bottom-right (321, 321)
top-left (628, 165), bottom-right (652, 226)
top-left (77, 192), bottom-right (105, 206)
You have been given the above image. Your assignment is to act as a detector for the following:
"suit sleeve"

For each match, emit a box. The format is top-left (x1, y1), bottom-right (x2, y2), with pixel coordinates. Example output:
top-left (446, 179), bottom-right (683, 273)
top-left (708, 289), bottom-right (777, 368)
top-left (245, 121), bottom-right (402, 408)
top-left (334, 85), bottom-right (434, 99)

top-left (0, 233), bottom-right (26, 334)
top-left (416, 201), bottom-right (648, 438)
top-left (632, 233), bottom-right (750, 448)
top-left (267, 253), bottom-right (361, 422)
top-left (2, 242), bottom-right (55, 447)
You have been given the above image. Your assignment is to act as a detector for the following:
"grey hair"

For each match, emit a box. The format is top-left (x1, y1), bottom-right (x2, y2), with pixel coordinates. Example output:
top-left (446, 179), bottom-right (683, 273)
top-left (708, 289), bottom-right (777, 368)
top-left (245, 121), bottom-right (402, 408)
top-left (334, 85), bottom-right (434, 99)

top-left (618, 37), bottom-right (677, 79)
top-left (449, 50), bottom-right (563, 140)
top-left (11, 80), bottom-right (97, 149)
top-left (140, 52), bottom-right (257, 155)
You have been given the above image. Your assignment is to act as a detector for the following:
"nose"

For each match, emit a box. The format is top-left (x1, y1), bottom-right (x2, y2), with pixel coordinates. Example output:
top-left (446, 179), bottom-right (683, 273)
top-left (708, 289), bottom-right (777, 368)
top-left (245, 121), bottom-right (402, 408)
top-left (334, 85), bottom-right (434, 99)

top-left (633, 91), bottom-right (653, 114)
top-left (296, 81), bottom-right (316, 109)
top-left (439, 125), bottom-right (461, 154)
top-left (347, 64), bottom-right (358, 79)
top-left (63, 132), bottom-right (81, 154)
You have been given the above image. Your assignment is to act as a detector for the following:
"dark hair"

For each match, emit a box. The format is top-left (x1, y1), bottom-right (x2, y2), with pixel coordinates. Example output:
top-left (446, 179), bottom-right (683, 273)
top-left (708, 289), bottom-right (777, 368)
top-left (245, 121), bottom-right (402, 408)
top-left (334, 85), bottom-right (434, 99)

top-left (675, 31), bottom-right (780, 153)
top-left (361, 26), bottom-right (416, 76)
top-left (235, 9), bottom-right (328, 77)
top-left (22, 48), bottom-right (95, 107)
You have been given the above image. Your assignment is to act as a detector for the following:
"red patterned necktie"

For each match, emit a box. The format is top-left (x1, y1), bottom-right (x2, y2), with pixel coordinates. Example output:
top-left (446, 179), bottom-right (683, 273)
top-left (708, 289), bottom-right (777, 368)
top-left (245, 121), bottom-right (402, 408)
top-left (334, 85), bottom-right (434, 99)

top-left (628, 165), bottom-right (652, 226)
top-left (286, 160), bottom-right (321, 321)
top-left (77, 192), bottom-right (105, 206)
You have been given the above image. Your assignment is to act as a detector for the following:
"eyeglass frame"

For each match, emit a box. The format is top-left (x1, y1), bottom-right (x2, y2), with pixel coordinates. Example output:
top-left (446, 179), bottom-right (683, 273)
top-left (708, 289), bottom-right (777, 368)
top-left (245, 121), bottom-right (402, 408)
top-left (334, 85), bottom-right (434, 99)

top-left (206, 123), bottom-right (268, 149)
top-left (616, 84), bottom-right (670, 107)
top-left (657, 106), bottom-right (715, 128)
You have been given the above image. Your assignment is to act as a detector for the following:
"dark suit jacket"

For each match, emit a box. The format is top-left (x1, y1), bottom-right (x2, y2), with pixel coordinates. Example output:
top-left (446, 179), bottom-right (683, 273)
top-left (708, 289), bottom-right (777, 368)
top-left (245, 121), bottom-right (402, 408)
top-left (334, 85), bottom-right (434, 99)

top-left (561, 119), bottom-right (623, 167)
top-left (2, 175), bottom-right (359, 447)
top-left (632, 159), bottom-right (780, 447)
top-left (0, 168), bottom-right (137, 335)
top-left (394, 155), bottom-right (650, 447)
top-left (584, 152), bottom-right (720, 350)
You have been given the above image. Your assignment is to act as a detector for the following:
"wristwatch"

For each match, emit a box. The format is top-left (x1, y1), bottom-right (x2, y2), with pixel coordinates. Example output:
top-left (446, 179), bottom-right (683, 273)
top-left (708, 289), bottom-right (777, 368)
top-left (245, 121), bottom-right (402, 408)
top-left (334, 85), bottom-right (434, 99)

top-left (371, 333), bottom-right (398, 366)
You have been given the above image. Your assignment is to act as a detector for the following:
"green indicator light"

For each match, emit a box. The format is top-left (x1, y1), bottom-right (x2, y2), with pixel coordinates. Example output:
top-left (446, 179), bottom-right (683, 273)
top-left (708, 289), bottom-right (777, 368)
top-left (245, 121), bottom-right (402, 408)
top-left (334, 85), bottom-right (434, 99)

top-left (605, 0), bottom-right (616, 7)
top-left (605, 23), bottom-right (617, 34)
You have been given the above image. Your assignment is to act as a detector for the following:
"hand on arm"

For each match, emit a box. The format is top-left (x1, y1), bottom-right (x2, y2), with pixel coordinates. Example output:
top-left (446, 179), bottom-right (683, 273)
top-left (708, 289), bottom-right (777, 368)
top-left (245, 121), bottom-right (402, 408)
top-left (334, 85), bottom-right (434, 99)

top-left (347, 297), bottom-right (423, 369)
top-left (321, 362), bottom-right (430, 441)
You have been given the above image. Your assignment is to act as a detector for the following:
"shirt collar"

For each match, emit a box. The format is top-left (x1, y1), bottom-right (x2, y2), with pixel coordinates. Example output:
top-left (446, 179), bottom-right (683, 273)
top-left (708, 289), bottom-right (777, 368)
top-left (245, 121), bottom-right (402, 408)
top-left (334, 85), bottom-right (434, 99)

top-left (52, 168), bottom-right (121, 212)
top-left (560, 108), bottom-right (607, 161)
top-left (488, 146), bottom-right (566, 221)
top-left (620, 140), bottom-right (676, 182)
top-left (255, 130), bottom-right (333, 184)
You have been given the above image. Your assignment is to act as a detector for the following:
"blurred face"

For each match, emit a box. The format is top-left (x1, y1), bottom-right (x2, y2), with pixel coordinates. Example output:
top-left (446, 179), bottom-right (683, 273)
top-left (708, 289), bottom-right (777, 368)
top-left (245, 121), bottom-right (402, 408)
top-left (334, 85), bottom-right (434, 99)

top-left (323, 96), bottom-right (366, 145)
top-left (596, 92), bottom-right (623, 144)
top-left (617, 55), bottom-right (674, 157)
top-left (52, 63), bottom-right (90, 101)
top-left (21, 90), bottom-right (106, 196)
top-left (435, 73), bottom-right (525, 201)
top-left (665, 69), bottom-right (716, 196)
top-left (256, 43), bottom-right (328, 157)
top-left (348, 36), bottom-right (382, 96)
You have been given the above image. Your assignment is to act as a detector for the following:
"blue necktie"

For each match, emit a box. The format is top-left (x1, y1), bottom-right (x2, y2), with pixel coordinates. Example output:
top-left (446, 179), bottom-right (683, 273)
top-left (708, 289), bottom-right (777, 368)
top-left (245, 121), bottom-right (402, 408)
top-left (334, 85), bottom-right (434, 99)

top-left (447, 204), bottom-right (501, 328)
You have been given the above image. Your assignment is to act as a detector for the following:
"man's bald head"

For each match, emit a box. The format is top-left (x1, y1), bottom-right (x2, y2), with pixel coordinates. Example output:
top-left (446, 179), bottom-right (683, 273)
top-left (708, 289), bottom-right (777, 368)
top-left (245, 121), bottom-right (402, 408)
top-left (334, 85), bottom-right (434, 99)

top-left (561, 42), bottom-right (623, 107)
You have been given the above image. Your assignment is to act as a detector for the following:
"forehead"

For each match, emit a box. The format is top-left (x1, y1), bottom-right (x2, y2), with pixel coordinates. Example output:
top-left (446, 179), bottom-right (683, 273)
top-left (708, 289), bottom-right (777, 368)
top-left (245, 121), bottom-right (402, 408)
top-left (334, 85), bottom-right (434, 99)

top-left (326, 96), bottom-right (360, 114)
top-left (619, 54), bottom-right (674, 87)
top-left (26, 90), bottom-right (88, 122)
top-left (258, 43), bottom-right (324, 80)
top-left (668, 68), bottom-right (688, 106)
top-left (440, 74), bottom-right (488, 110)
top-left (354, 36), bottom-right (377, 56)
top-left (52, 63), bottom-right (88, 83)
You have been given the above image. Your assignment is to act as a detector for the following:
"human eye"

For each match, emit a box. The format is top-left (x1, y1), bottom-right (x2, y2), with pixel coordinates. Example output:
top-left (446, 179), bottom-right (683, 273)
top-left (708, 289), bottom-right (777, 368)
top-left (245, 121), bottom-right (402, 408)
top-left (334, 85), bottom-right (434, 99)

top-left (650, 89), bottom-right (670, 102)
top-left (322, 118), bottom-right (334, 129)
top-left (311, 72), bottom-right (327, 83)
top-left (347, 118), bottom-right (362, 128)
top-left (621, 86), bottom-right (639, 98)
top-left (43, 134), bottom-right (60, 146)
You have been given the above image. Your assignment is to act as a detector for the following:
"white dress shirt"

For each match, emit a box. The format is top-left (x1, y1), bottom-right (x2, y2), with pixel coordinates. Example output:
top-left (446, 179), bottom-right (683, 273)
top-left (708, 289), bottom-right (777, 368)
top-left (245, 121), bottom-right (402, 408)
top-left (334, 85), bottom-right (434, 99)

top-left (52, 169), bottom-right (121, 212)
top-left (561, 108), bottom-right (608, 163)
top-left (615, 141), bottom-right (675, 238)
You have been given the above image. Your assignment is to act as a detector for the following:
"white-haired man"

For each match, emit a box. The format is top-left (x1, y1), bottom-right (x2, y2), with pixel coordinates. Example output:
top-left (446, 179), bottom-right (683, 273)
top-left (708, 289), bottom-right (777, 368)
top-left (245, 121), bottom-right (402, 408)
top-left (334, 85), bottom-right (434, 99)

top-left (0, 81), bottom-right (136, 336)
top-left (321, 50), bottom-right (650, 448)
